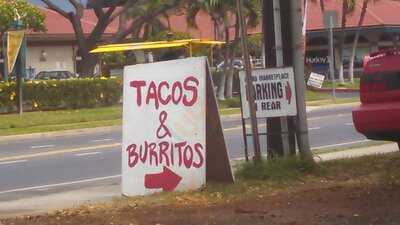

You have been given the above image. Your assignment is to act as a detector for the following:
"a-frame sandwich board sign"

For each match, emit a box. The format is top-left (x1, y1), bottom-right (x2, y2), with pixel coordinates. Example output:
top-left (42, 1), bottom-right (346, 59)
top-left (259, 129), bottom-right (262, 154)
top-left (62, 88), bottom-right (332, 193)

top-left (122, 57), bottom-right (233, 196)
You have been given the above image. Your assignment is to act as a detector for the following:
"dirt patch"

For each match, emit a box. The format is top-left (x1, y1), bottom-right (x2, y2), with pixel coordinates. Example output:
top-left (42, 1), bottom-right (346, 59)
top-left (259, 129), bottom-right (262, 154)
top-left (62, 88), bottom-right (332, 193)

top-left (3, 153), bottom-right (400, 225)
top-left (2, 183), bottom-right (400, 225)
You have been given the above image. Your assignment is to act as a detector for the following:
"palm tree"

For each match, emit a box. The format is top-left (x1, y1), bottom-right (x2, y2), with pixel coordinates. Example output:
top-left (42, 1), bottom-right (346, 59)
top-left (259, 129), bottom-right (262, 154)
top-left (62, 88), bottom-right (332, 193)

top-left (311, 0), bottom-right (356, 83)
top-left (186, 0), bottom-right (260, 100)
top-left (348, 0), bottom-right (370, 83)
top-left (337, 0), bottom-right (356, 84)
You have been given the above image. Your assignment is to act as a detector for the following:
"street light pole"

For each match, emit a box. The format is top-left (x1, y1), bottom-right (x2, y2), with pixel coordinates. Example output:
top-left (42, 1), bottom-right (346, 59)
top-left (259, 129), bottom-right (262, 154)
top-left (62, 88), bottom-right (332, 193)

top-left (236, 0), bottom-right (262, 162)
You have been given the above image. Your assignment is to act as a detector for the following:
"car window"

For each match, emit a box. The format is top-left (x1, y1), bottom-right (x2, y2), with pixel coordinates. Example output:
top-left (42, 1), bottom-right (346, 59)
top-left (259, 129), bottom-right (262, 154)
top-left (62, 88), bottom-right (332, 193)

top-left (362, 72), bottom-right (400, 91)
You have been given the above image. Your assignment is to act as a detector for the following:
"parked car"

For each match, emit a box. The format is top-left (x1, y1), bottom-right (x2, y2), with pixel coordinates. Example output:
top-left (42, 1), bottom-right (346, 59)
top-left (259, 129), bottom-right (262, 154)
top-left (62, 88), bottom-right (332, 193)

top-left (216, 59), bottom-right (244, 71)
top-left (352, 49), bottom-right (400, 149)
top-left (35, 70), bottom-right (77, 80)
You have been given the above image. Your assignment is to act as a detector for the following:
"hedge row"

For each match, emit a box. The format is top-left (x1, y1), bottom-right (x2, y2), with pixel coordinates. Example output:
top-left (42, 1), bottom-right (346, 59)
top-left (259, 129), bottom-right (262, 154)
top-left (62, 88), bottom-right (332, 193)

top-left (0, 77), bottom-right (123, 112)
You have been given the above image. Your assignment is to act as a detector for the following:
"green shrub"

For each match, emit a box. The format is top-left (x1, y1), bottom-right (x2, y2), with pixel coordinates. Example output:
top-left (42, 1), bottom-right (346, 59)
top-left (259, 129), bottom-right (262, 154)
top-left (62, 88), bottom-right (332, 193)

top-left (235, 156), bottom-right (318, 183)
top-left (0, 77), bottom-right (122, 112)
top-left (219, 97), bottom-right (241, 109)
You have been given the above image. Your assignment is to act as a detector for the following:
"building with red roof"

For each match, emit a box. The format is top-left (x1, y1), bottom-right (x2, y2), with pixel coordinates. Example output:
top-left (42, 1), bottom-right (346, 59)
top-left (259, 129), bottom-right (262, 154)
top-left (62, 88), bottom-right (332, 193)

top-left (4, 0), bottom-right (400, 78)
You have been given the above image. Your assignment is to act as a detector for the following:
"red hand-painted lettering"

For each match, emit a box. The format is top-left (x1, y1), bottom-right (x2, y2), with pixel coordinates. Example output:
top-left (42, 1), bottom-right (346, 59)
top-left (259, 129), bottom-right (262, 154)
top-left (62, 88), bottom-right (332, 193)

top-left (156, 111), bottom-right (172, 139)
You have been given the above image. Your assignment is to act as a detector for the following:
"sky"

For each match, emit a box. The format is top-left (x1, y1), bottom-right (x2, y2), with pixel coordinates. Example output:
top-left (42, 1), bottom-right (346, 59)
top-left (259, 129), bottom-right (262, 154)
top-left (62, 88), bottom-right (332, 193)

top-left (29, 0), bottom-right (85, 11)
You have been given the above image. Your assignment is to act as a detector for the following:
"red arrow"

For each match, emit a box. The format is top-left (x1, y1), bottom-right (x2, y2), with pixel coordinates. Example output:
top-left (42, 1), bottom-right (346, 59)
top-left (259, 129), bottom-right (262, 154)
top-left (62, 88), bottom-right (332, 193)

top-left (285, 81), bottom-right (292, 105)
top-left (144, 166), bottom-right (182, 192)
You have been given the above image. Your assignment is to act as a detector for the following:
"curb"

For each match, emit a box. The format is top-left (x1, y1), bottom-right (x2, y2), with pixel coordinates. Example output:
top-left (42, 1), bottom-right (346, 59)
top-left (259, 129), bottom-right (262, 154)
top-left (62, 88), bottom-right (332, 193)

top-left (306, 102), bottom-right (360, 112)
top-left (309, 87), bottom-right (359, 93)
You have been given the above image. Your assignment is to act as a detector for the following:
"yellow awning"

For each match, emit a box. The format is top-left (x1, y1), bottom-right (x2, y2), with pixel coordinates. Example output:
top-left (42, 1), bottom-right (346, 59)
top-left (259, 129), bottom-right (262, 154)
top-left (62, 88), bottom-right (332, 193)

top-left (90, 42), bottom-right (187, 53)
top-left (90, 39), bottom-right (225, 54)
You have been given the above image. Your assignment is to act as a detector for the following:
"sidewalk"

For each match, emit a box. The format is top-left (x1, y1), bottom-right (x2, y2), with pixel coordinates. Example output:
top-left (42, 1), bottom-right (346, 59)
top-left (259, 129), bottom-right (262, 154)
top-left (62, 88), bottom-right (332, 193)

top-left (315, 142), bottom-right (398, 162)
top-left (0, 142), bottom-right (398, 218)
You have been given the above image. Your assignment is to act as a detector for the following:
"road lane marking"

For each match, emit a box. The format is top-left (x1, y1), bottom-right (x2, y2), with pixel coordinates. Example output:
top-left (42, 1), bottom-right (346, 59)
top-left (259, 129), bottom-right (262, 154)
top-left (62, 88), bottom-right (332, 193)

top-left (224, 113), bottom-right (352, 132)
top-left (91, 138), bottom-right (114, 143)
top-left (30, 145), bottom-right (55, 149)
top-left (75, 152), bottom-right (101, 157)
top-left (308, 127), bottom-right (321, 131)
top-left (308, 113), bottom-right (352, 121)
top-left (0, 174), bottom-right (121, 195)
top-left (0, 143), bottom-right (121, 163)
top-left (0, 160), bottom-right (27, 165)
top-left (311, 139), bottom-right (369, 150)
top-left (224, 124), bottom-right (267, 132)
top-left (345, 122), bottom-right (354, 126)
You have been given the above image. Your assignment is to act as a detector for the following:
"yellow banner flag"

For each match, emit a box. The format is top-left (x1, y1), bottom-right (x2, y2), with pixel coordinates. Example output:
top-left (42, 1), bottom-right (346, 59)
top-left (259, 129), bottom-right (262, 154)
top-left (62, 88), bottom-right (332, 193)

top-left (7, 31), bottom-right (25, 74)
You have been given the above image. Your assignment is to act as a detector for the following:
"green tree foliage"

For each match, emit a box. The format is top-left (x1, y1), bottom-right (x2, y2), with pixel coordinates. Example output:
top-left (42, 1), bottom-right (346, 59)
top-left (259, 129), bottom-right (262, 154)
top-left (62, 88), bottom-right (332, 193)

top-left (40, 0), bottom-right (182, 75)
top-left (186, 0), bottom-right (261, 99)
top-left (0, 0), bottom-right (45, 33)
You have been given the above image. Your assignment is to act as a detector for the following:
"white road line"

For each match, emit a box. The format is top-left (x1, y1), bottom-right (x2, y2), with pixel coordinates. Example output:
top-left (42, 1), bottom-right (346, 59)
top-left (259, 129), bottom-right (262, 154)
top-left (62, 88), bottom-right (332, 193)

top-left (0, 160), bottom-right (27, 165)
top-left (75, 152), bottom-right (101, 157)
top-left (308, 127), bottom-right (321, 131)
top-left (224, 124), bottom-right (267, 132)
top-left (0, 175), bottom-right (121, 195)
top-left (30, 145), bottom-right (55, 149)
top-left (37, 188), bottom-right (50, 191)
top-left (91, 138), bottom-right (114, 143)
top-left (345, 122), bottom-right (354, 126)
top-left (308, 113), bottom-right (352, 121)
top-left (311, 139), bottom-right (369, 150)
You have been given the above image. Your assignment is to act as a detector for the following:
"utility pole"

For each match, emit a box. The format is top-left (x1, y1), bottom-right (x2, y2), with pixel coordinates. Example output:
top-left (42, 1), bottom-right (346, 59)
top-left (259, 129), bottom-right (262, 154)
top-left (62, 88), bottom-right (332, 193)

top-left (236, 0), bottom-right (262, 162)
top-left (290, 0), bottom-right (311, 156)
top-left (263, 0), bottom-right (282, 158)
top-left (273, 0), bottom-right (290, 156)
top-left (264, 0), bottom-right (297, 157)
top-left (263, 0), bottom-right (310, 156)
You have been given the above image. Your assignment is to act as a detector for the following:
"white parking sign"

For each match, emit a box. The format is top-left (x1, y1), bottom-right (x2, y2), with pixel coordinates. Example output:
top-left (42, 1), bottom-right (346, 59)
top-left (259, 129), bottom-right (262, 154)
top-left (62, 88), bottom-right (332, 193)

top-left (239, 67), bottom-right (297, 119)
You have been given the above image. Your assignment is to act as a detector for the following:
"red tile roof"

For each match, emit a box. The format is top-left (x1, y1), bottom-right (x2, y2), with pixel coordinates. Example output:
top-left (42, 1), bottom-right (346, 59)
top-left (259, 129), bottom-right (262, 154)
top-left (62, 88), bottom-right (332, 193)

top-left (33, 7), bottom-right (118, 35)
top-left (307, 0), bottom-right (400, 30)
top-left (35, 1), bottom-right (400, 40)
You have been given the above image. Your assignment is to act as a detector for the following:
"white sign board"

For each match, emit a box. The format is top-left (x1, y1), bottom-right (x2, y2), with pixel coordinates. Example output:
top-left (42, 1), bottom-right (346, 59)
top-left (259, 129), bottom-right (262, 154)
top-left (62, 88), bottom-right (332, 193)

top-left (307, 72), bottom-right (325, 89)
top-left (239, 67), bottom-right (297, 119)
top-left (122, 57), bottom-right (206, 196)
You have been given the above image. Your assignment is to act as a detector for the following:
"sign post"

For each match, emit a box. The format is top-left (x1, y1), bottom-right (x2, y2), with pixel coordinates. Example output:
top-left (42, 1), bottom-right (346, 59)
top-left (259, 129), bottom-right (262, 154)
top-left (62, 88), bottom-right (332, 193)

top-left (236, 0), bottom-right (262, 162)
top-left (122, 57), bottom-right (233, 196)
top-left (324, 11), bottom-right (338, 102)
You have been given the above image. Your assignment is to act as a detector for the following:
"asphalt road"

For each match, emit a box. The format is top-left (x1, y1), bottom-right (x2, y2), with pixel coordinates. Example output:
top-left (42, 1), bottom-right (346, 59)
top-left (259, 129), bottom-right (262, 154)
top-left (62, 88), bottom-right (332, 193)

top-left (0, 104), bottom-right (368, 203)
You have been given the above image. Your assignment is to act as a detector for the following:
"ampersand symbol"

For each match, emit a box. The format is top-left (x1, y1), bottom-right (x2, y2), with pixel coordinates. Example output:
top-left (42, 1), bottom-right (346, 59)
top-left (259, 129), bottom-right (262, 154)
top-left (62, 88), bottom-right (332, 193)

top-left (156, 111), bottom-right (172, 139)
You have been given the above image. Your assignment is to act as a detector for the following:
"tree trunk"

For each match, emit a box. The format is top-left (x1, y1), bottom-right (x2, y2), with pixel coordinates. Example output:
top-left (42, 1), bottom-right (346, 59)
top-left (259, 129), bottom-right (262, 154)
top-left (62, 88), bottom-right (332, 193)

top-left (338, 63), bottom-right (344, 83)
top-left (218, 27), bottom-right (231, 100)
top-left (349, 0), bottom-right (369, 83)
top-left (337, 0), bottom-right (348, 84)
top-left (79, 53), bottom-right (98, 76)
top-left (217, 73), bottom-right (227, 100)
top-left (226, 17), bottom-right (240, 99)
top-left (225, 56), bottom-right (235, 98)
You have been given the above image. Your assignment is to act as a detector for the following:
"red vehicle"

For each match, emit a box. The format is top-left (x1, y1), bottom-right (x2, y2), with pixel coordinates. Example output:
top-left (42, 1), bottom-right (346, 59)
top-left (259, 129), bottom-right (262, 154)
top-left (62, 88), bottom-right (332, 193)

top-left (352, 49), bottom-right (400, 149)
